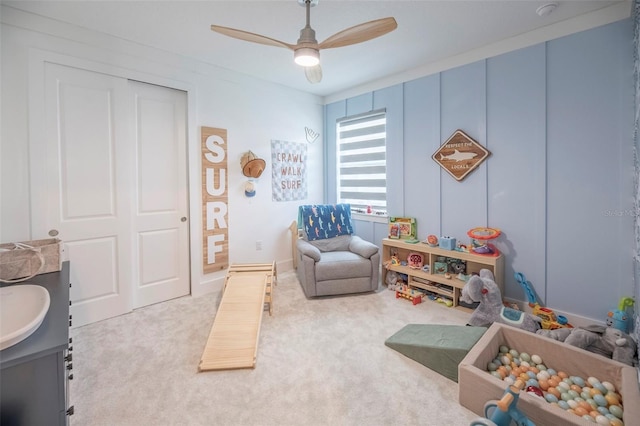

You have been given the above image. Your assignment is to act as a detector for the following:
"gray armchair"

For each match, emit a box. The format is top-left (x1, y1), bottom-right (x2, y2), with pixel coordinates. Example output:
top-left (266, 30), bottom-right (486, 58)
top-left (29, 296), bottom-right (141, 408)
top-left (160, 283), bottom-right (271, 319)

top-left (295, 204), bottom-right (380, 297)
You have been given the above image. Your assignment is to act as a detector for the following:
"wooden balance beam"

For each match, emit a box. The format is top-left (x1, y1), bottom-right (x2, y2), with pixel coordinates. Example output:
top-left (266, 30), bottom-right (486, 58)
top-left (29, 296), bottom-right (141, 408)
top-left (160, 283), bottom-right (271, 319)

top-left (199, 262), bottom-right (276, 371)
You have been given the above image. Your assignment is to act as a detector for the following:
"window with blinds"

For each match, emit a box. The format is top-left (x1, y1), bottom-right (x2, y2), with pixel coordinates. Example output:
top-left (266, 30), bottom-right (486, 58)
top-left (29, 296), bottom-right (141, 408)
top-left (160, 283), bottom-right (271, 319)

top-left (336, 110), bottom-right (387, 214)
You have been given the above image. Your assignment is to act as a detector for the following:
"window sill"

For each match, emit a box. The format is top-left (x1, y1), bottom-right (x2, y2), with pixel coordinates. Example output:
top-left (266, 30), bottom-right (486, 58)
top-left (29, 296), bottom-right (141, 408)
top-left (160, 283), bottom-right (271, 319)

top-left (352, 212), bottom-right (388, 224)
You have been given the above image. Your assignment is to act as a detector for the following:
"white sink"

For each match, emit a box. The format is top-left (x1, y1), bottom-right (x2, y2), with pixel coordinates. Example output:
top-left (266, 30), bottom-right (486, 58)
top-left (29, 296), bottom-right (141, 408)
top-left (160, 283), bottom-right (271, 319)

top-left (0, 284), bottom-right (51, 351)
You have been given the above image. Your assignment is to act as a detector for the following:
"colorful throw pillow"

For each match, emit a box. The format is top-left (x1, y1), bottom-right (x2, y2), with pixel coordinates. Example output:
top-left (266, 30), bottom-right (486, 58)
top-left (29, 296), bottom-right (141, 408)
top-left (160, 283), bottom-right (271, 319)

top-left (299, 204), bottom-right (353, 241)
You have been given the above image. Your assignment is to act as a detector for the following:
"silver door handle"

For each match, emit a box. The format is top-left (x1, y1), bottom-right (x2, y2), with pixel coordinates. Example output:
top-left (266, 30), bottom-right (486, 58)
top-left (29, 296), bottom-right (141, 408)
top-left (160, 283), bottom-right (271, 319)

top-left (181, 217), bottom-right (187, 222)
top-left (49, 229), bottom-right (59, 236)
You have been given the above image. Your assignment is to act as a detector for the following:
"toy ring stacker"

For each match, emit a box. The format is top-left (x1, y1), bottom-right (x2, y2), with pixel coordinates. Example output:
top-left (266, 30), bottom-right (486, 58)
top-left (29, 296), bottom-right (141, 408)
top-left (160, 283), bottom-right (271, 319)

top-left (467, 227), bottom-right (501, 240)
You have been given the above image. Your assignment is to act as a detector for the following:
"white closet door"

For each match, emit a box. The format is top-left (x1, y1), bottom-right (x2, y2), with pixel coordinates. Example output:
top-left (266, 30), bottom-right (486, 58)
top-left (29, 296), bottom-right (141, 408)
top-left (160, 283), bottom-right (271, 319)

top-left (44, 63), bottom-right (134, 326)
top-left (40, 65), bottom-right (190, 327)
top-left (129, 81), bottom-right (190, 308)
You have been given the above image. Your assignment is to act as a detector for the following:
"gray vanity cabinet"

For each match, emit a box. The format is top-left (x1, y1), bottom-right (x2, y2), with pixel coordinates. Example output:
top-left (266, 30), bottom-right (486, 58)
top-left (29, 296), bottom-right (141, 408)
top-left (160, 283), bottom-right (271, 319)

top-left (1, 261), bottom-right (72, 425)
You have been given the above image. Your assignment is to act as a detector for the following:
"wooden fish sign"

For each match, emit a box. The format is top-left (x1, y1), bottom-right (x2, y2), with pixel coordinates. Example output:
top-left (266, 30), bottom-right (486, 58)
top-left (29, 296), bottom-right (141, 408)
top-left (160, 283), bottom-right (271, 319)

top-left (432, 130), bottom-right (491, 181)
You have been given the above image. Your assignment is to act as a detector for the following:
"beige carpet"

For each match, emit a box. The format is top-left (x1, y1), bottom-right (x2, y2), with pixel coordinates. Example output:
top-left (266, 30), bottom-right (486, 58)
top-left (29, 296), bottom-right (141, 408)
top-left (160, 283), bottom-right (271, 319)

top-left (69, 270), bottom-right (481, 426)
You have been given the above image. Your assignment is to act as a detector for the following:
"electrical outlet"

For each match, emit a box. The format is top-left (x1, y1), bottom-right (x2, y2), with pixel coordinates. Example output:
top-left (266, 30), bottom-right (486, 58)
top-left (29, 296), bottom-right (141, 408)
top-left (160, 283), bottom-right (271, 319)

top-left (256, 240), bottom-right (262, 251)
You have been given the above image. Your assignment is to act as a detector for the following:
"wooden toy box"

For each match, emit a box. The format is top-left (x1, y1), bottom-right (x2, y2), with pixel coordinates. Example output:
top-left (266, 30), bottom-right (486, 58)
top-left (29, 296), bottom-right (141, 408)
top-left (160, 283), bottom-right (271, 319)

top-left (458, 323), bottom-right (640, 425)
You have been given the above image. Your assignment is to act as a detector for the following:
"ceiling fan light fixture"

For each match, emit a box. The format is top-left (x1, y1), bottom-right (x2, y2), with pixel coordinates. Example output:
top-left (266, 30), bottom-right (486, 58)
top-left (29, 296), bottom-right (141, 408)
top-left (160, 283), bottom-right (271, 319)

top-left (294, 47), bottom-right (320, 67)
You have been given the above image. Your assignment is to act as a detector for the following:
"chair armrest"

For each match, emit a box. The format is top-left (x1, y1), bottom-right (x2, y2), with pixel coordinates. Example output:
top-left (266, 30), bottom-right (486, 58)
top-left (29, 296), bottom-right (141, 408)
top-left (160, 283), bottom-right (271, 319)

top-left (349, 236), bottom-right (379, 259)
top-left (296, 239), bottom-right (321, 262)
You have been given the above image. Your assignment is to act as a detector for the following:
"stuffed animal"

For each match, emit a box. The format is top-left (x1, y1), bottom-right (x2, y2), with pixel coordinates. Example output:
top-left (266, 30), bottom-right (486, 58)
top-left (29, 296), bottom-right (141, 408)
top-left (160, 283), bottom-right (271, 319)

top-left (537, 325), bottom-right (637, 366)
top-left (460, 269), bottom-right (541, 333)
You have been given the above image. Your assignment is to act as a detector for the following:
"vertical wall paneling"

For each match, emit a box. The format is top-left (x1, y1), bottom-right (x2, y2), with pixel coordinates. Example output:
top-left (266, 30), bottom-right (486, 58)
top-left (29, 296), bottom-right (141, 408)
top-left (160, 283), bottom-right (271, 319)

top-left (486, 44), bottom-right (547, 302)
top-left (335, 19), bottom-right (633, 323)
top-left (373, 84), bottom-right (404, 245)
top-left (440, 61), bottom-right (488, 240)
top-left (546, 21), bottom-right (634, 318)
top-left (346, 92), bottom-right (373, 116)
top-left (403, 75), bottom-right (441, 240)
top-left (324, 101), bottom-right (346, 203)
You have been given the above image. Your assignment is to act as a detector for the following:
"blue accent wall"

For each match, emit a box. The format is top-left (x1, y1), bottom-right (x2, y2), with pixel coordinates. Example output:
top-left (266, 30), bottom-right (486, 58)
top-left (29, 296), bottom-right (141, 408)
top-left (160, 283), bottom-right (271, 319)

top-left (326, 19), bottom-right (634, 322)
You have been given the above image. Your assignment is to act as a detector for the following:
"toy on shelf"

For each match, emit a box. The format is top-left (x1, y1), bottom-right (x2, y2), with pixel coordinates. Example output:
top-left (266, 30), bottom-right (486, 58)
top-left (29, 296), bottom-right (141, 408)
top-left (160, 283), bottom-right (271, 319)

top-left (424, 234), bottom-right (438, 247)
top-left (469, 379), bottom-right (535, 426)
top-left (467, 227), bottom-right (501, 256)
top-left (407, 252), bottom-right (424, 269)
top-left (514, 272), bottom-right (572, 330)
top-left (607, 296), bottom-right (634, 333)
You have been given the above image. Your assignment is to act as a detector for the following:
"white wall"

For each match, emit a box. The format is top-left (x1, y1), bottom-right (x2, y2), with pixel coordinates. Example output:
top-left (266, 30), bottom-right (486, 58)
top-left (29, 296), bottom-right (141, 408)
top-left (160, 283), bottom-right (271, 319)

top-left (0, 6), bottom-right (324, 296)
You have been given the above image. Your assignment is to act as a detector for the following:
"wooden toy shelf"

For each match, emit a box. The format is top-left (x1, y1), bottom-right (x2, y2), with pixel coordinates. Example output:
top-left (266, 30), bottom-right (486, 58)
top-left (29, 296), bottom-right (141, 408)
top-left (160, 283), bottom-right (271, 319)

top-left (382, 238), bottom-right (504, 312)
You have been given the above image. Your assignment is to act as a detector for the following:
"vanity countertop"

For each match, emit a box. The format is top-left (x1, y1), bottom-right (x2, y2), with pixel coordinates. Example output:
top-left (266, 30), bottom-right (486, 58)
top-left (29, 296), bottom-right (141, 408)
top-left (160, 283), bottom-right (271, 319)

top-left (0, 261), bottom-right (70, 369)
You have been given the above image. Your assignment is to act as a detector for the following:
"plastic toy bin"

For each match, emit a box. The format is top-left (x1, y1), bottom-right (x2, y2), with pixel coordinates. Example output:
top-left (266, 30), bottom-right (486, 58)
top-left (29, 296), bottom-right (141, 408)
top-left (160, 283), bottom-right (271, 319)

top-left (458, 323), bottom-right (640, 425)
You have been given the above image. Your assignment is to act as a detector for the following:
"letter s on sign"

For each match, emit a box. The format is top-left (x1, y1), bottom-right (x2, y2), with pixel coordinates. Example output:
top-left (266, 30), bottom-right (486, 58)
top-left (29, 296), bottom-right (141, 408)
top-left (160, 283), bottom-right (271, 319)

top-left (205, 135), bottom-right (225, 163)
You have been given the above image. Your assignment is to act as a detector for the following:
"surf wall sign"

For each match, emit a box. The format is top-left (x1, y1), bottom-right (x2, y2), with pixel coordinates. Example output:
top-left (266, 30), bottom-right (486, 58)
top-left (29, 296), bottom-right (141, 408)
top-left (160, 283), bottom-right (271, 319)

top-left (432, 130), bottom-right (491, 181)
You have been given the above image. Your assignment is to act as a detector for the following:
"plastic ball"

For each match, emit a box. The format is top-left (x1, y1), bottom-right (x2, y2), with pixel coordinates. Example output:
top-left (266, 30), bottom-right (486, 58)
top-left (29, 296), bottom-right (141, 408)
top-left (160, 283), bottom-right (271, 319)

top-left (557, 400), bottom-right (570, 410)
top-left (499, 345), bottom-right (509, 353)
top-left (594, 382), bottom-right (608, 395)
top-left (520, 361), bottom-right (531, 368)
top-left (487, 361), bottom-right (498, 371)
top-left (589, 387), bottom-right (603, 397)
top-left (574, 407), bottom-right (589, 417)
top-left (567, 390), bottom-right (579, 399)
top-left (562, 377), bottom-right (574, 386)
top-left (604, 393), bottom-right (620, 407)
top-left (570, 384), bottom-right (582, 393)
top-left (596, 406), bottom-right (610, 416)
top-left (567, 399), bottom-right (579, 409)
top-left (608, 404), bottom-right (623, 419)
top-left (538, 379), bottom-right (549, 391)
top-left (503, 376), bottom-right (515, 385)
top-left (558, 371), bottom-right (568, 379)
top-left (582, 415), bottom-right (596, 422)
top-left (594, 415), bottom-right (610, 425)
top-left (546, 368), bottom-right (557, 376)
top-left (587, 376), bottom-right (601, 386)
top-left (548, 378), bottom-right (559, 388)
top-left (592, 394), bottom-right (607, 407)
top-left (519, 352), bottom-right (531, 362)
top-left (609, 418), bottom-right (624, 426)
top-left (509, 349), bottom-right (519, 358)
top-left (601, 381), bottom-right (616, 392)
top-left (537, 370), bottom-right (550, 381)
top-left (547, 387), bottom-right (561, 399)
top-left (501, 356), bottom-right (511, 366)
top-left (536, 364), bottom-right (547, 371)
top-left (490, 371), bottom-right (502, 379)
top-left (526, 371), bottom-right (537, 379)
top-left (571, 376), bottom-right (586, 387)
top-left (545, 393), bottom-right (559, 403)
top-left (557, 381), bottom-right (570, 392)
top-left (561, 392), bottom-right (573, 402)
top-left (531, 354), bottom-right (543, 365)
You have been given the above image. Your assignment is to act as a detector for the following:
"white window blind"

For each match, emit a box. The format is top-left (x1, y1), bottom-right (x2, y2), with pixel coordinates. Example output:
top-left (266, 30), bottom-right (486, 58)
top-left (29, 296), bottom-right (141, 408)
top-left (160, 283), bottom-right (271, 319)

top-left (336, 110), bottom-right (387, 214)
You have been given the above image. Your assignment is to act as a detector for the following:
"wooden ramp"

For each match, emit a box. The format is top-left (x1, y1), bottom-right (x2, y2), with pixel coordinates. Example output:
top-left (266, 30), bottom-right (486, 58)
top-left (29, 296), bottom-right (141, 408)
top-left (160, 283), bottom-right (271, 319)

top-left (199, 263), bottom-right (276, 371)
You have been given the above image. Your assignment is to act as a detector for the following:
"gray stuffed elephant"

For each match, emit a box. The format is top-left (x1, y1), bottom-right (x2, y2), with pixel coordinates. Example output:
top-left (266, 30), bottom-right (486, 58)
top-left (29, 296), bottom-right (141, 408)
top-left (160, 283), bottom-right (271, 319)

top-left (537, 325), bottom-right (637, 366)
top-left (460, 269), bottom-right (541, 333)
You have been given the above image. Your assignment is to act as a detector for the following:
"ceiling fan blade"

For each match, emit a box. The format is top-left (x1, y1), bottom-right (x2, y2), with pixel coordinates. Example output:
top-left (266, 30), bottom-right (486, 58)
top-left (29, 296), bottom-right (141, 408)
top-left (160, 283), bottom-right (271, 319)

top-left (211, 25), bottom-right (294, 50)
top-left (304, 64), bottom-right (322, 84)
top-left (318, 17), bottom-right (397, 50)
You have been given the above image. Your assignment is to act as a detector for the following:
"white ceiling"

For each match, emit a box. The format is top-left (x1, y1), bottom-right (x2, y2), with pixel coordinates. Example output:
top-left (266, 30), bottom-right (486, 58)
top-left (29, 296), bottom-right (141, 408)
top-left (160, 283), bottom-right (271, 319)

top-left (2, 1), bottom-right (631, 98)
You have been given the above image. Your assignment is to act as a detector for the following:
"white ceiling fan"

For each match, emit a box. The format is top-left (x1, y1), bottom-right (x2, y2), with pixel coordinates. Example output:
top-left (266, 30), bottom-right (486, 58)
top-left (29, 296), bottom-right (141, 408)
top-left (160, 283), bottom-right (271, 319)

top-left (211, 0), bottom-right (397, 84)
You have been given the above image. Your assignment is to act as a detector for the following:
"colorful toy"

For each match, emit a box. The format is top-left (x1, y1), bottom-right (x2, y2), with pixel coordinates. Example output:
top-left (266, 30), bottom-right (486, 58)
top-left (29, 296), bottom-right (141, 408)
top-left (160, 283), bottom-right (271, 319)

top-left (470, 379), bottom-right (535, 426)
top-left (439, 236), bottom-right (456, 250)
top-left (514, 272), bottom-right (572, 330)
top-left (425, 234), bottom-right (438, 247)
top-left (395, 286), bottom-right (422, 305)
top-left (467, 227), bottom-right (501, 256)
top-left (407, 252), bottom-right (424, 269)
top-left (607, 296), bottom-right (634, 333)
top-left (460, 269), bottom-right (541, 333)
